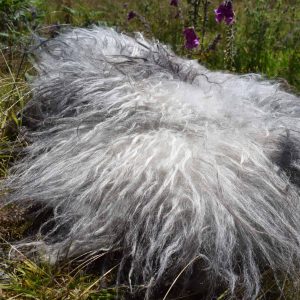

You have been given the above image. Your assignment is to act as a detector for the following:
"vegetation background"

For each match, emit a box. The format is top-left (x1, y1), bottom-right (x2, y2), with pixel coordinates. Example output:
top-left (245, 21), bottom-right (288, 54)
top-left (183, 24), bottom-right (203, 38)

top-left (0, 0), bottom-right (299, 299)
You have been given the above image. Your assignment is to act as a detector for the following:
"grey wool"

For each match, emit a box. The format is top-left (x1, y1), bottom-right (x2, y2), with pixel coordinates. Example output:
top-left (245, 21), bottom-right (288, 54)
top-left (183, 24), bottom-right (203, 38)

top-left (3, 27), bottom-right (300, 299)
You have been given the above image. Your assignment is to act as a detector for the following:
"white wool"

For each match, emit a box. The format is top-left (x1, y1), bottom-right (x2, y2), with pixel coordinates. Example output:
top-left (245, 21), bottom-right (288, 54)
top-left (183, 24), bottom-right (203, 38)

top-left (3, 27), bottom-right (300, 299)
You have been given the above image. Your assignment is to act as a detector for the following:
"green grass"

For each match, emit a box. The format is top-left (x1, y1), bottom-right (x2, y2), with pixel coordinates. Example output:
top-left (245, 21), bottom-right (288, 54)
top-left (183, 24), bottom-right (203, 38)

top-left (0, 248), bottom-right (120, 300)
top-left (0, 51), bottom-right (29, 177)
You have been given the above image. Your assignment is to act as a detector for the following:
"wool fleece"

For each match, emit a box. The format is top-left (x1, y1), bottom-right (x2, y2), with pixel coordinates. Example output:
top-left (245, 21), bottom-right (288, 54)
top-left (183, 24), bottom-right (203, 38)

top-left (4, 27), bottom-right (300, 299)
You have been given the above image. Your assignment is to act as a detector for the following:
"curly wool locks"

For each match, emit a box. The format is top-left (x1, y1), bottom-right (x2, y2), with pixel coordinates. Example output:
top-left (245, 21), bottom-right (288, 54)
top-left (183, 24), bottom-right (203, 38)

top-left (4, 27), bottom-right (300, 298)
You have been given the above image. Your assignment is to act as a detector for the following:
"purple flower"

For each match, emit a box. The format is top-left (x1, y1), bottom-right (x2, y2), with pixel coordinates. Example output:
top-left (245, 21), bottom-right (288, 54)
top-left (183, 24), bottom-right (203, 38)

top-left (183, 27), bottom-right (200, 49)
top-left (214, 1), bottom-right (235, 25)
top-left (127, 11), bottom-right (137, 21)
top-left (170, 0), bottom-right (179, 7)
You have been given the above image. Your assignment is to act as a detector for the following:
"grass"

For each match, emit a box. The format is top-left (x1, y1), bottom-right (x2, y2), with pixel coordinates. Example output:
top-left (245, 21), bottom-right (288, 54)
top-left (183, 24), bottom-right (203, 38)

top-left (0, 244), bottom-right (299, 300)
top-left (0, 48), bottom-right (30, 178)
top-left (0, 245), bottom-right (120, 300)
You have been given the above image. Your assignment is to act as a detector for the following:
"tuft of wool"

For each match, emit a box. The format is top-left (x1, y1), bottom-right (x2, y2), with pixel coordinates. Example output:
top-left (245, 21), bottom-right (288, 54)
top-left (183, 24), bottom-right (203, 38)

top-left (3, 27), bottom-right (300, 298)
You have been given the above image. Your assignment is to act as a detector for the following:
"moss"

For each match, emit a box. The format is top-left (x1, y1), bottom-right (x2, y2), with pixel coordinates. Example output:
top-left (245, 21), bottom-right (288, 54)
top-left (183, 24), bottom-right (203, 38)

top-left (0, 204), bottom-right (33, 242)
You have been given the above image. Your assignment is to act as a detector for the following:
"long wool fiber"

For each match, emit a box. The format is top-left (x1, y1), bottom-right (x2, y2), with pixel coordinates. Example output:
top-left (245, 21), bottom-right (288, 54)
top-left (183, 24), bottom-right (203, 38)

top-left (4, 27), bottom-right (300, 298)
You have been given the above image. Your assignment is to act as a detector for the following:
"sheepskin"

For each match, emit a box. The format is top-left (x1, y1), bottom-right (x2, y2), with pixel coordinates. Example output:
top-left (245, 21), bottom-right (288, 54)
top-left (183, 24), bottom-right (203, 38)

top-left (4, 27), bottom-right (300, 299)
